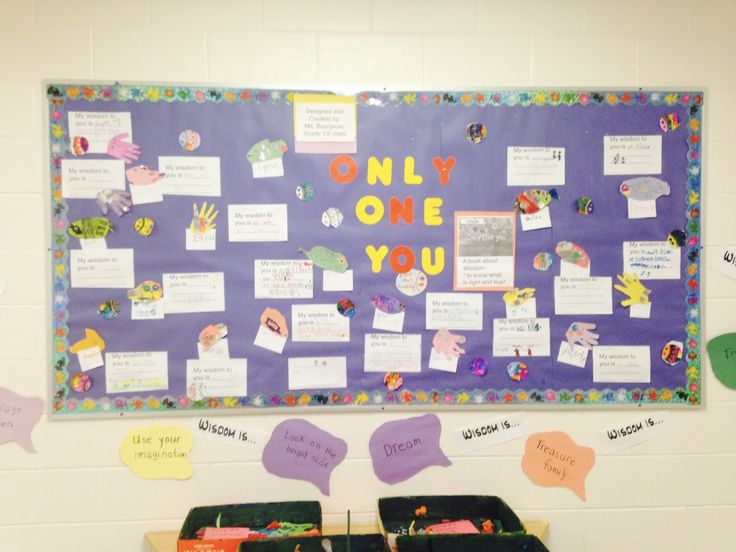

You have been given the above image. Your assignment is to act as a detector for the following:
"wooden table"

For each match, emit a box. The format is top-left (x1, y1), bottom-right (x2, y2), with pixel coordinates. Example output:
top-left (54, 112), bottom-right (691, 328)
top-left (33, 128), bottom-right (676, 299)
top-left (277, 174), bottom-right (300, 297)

top-left (145, 521), bottom-right (549, 551)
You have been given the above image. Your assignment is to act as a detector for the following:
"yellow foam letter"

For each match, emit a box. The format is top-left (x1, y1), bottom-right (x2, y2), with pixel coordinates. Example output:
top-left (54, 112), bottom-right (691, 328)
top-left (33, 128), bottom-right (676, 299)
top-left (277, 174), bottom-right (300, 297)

top-left (403, 156), bottom-right (423, 185)
top-left (421, 246), bottom-right (445, 275)
top-left (424, 197), bottom-right (443, 226)
top-left (367, 156), bottom-right (393, 186)
top-left (355, 195), bottom-right (385, 225)
top-left (365, 245), bottom-right (390, 273)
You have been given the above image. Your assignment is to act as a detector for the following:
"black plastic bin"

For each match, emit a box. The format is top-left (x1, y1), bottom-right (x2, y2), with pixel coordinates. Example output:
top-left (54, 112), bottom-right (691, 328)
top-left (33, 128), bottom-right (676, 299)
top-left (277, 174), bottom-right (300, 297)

top-left (178, 501), bottom-right (322, 552)
top-left (239, 534), bottom-right (388, 552)
top-left (396, 534), bottom-right (549, 552)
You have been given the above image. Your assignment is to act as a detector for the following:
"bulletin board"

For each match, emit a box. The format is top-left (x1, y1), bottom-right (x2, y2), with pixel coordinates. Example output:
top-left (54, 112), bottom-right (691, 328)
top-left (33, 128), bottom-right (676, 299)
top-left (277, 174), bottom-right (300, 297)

top-left (47, 84), bottom-right (703, 417)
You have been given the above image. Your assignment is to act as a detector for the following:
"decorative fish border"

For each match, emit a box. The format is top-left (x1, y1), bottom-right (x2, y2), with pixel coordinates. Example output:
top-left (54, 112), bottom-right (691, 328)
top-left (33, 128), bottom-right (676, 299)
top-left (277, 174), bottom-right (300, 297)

top-left (47, 85), bottom-right (702, 415)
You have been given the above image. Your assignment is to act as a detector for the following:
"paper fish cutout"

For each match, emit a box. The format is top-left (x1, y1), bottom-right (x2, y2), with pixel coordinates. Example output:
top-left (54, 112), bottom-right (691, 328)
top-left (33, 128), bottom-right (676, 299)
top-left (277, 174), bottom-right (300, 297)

top-left (0, 387), bottom-right (43, 453)
top-left (70, 372), bottom-right (93, 392)
top-left (395, 269), bottom-right (428, 296)
top-left (134, 217), bottom-right (154, 236)
top-left (661, 340), bottom-right (683, 366)
top-left (298, 246), bottom-right (348, 273)
top-left (503, 287), bottom-right (535, 306)
top-left (513, 188), bottom-right (559, 214)
top-left (296, 183), bottom-right (315, 201)
top-left (179, 129), bottom-right (201, 151)
top-left (383, 372), bottom-right (403, 390)
top-left (247, 139), bottom-right (287, 164)
top-left (466, 122), bottom-right (487, 144)
top-left (199, 323), bottom-right (228, 352)
top-left (659, 112), bottom-right (680, 132)
top-left (260, 308), bottom-right (288, 337)
top-left (321, 208), bottom-right (343, 228)
top-left (469, 357), bottom-right (488, 377)
top-left (336, 298), bottom-right (356, 318)
top-left (533, 252), bottom-right (553, 271)
top-left (576, 196), bottom-right (593, 215)
top-left (127, 280), bottom-right (163, 303)
top-left (432, 328), bottom-right (466, 360)
top-left (70, 136), bottom-right (89, 156)
top-left (619, 177), bottom-right (670, 202)
top-left (555, 241), bottom-right (590, 269)
top-left (67, 217), bottom-right (112, 239)
top-left (98, 299), bottom-right (121, 320)
top-left (126, 165), bottom-right (165, 185)
top-left (507, 361), bottom-right (528, 382)
top-left (372, 294), bottom-right (405, 314)
top-left (69, 328), bottom-right (105, 354)
top-left (668, 229), bottom-right (687, 248)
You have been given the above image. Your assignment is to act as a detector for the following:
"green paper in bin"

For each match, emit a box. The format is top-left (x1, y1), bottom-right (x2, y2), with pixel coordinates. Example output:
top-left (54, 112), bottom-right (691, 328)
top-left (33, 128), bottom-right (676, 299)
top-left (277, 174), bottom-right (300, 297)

top-left (178, 501), bottom-right (322, 552)
top-left (707, 333), bottom-right (736, 389)
top-left (238, 534), bottom-right (388, 552)
top-left (395, 534), bottom-right (549, 552)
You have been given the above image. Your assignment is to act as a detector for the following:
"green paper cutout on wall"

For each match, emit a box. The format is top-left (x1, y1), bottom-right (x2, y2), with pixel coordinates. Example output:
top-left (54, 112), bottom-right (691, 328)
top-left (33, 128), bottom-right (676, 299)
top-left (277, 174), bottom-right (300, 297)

top-left (706, 333), bottom-right (736, 389)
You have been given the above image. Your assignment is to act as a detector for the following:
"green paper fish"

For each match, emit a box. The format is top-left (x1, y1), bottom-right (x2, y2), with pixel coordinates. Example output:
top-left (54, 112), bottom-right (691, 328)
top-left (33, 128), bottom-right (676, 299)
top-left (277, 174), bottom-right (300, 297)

top-left (299, 246), bottom-right (348, 273)
top-left (68, 217), bottom-right (113, 239)
top-left (247, 139), bottom-right (287, 164)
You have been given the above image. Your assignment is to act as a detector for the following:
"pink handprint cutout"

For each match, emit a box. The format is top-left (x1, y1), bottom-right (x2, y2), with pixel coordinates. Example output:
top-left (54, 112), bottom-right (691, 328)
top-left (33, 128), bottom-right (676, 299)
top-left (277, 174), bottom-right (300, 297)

top-left (432, 328), bottom-right (466, 360)
top-left (106, 133), bottom-right (141, 164)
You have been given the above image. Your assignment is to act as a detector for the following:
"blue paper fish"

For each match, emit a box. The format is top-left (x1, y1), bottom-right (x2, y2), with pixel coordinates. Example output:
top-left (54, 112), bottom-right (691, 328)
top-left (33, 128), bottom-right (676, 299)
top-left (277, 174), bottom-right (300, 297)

top-left (619, 177), bottom-right (670, 202)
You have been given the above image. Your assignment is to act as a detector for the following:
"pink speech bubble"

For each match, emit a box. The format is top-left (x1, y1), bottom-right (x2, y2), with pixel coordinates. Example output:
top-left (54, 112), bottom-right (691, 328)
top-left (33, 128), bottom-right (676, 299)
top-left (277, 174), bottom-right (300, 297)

top-left (262, 419), bottom-right (347, 496)
top-left (521, 430), bottom-right (595, 500)
top-left (0, 387), bottom-right (43, 453)
top-left (369, 413), bottom-right (451, 484)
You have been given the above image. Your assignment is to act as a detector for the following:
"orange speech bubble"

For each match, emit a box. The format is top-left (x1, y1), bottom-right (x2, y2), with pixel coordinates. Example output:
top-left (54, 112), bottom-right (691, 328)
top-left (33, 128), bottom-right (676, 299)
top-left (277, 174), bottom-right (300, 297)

top-left (521, 430), bottom-right (595, 501)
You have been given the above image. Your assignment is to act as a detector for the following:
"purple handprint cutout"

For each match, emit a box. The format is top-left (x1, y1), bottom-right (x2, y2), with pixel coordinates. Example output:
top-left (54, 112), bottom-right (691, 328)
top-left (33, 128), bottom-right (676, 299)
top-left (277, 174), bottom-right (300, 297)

top-left (96, 189), bottom-right (132, 217)
top-left (106, 133), bottom-right (141, 164)
top-left (565, 322), bottom-right (599, 349)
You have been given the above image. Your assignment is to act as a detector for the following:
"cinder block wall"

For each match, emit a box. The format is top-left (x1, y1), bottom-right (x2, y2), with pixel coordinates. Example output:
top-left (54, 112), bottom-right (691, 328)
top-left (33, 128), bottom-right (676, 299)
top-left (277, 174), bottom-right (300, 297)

top-left (1, 1), bottom-right (734, 550)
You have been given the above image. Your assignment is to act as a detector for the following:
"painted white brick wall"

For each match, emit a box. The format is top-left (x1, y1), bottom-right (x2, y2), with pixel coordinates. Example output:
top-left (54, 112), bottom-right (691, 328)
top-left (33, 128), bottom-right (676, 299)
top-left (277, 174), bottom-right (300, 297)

top-left (0, 1), bottom-right (732, 550)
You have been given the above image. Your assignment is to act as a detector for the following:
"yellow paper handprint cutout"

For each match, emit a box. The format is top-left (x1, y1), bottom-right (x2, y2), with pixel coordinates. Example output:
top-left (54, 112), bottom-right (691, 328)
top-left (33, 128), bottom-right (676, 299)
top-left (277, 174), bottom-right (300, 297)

top-left (190, 202), bottom-right (218, 234)
top-left (614, 272), bottom-right (651, 307)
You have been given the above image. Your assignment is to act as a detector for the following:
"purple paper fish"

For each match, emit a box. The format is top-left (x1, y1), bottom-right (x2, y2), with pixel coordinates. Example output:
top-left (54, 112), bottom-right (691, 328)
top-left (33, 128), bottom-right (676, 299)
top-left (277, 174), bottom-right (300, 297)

top-left (372, 294), bottom-right (405, 314)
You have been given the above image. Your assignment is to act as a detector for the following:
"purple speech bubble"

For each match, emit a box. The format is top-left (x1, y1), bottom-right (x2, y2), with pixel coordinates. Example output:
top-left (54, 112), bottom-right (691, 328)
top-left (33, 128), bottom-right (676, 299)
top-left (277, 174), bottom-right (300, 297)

top-left (0, 387), bottom-right (43, 453)
top-left (369, 413), bottom-right (451, 484)
top-left (262, 419), bottom-right (347, 496)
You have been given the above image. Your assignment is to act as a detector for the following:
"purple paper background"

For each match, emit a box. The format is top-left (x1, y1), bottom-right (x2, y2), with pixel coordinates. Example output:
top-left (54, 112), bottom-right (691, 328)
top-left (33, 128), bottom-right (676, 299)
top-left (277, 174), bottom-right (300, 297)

top-left (0, 387), bottom-right (44, 453)
top-left (369, 413), bottom-right (451, 484)
top-left (60, 93), bottom-right (689, 403)
top-left (262, 418), bottom-right (347, 495)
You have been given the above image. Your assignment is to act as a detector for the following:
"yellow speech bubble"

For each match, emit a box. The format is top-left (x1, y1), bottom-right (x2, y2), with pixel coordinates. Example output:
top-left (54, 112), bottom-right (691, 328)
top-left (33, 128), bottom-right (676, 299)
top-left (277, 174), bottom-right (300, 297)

top-left (521, 430), bottom-right (595, 501)
top-left (119, 425), bottom-right (193, 480)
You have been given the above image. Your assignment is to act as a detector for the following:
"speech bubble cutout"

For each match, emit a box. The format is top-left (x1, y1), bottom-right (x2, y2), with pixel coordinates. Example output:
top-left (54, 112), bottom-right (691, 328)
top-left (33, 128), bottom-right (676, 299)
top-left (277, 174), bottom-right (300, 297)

top-left (369, 413), bottom-right (451, 484)
top-left (119, 425), bottom-right (194, 480)
top-left (707, 333), bottom-right (736, 389)
top-left (0, 387), bottom-right (43, 453)
top-left (521, 431), bottom-right (595, 501)
top-left (262, 419), bottom-right (347, 495)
